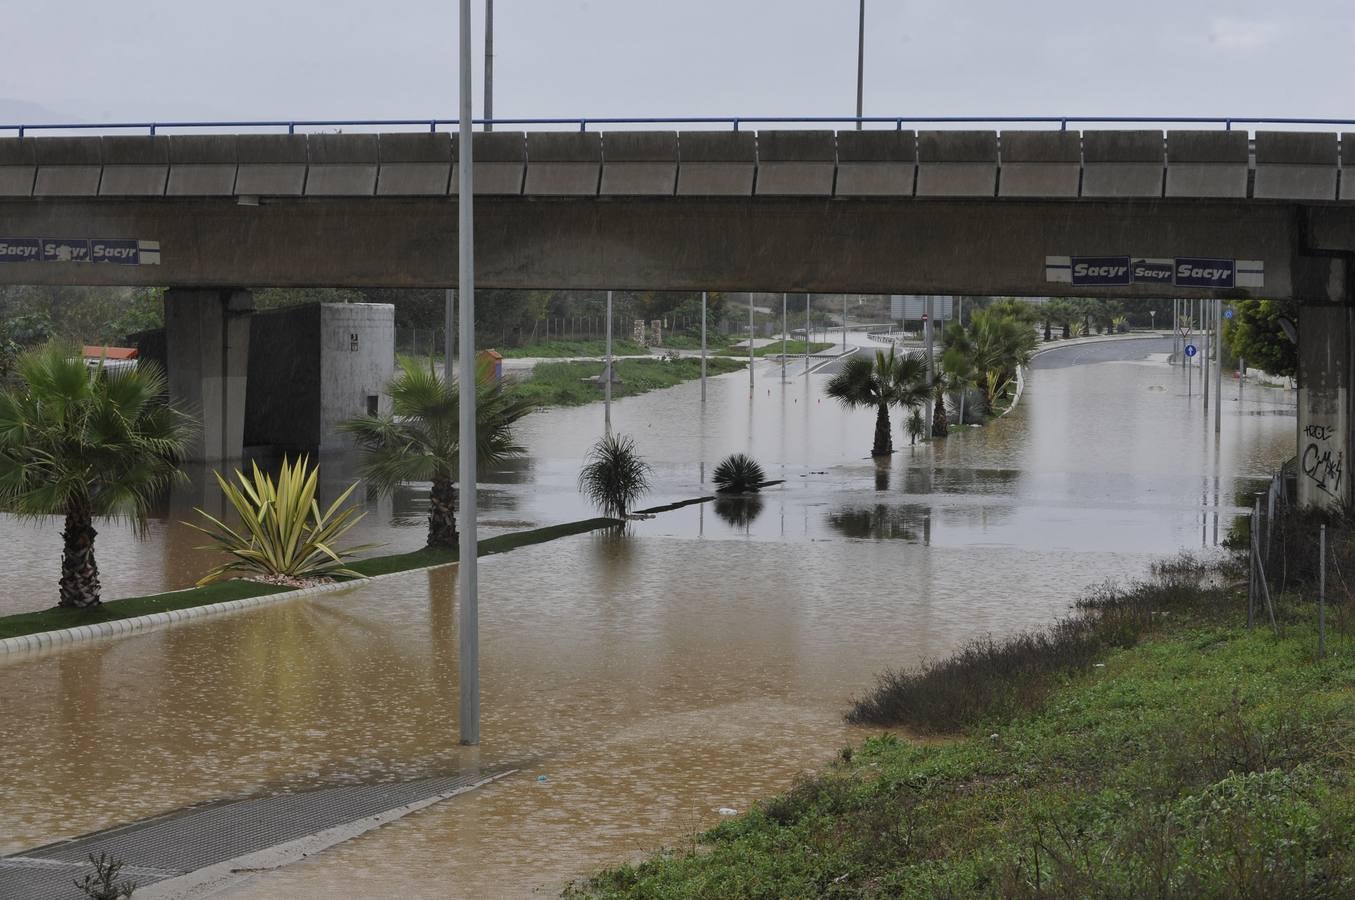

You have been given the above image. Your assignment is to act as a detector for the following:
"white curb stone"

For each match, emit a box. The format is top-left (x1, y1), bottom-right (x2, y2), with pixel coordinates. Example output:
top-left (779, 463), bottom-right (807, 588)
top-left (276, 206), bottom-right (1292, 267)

top-left (0, 562), bottom-right (457, 659)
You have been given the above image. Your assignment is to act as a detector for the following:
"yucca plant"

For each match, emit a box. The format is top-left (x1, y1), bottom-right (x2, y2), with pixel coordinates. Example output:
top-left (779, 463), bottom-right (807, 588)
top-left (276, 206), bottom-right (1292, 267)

top-left (712, 453), bottom-right (766, 494)
top-left (578, 433), bottom-right (652, 518)
top-left (189, 456), bottom-right (376, 584)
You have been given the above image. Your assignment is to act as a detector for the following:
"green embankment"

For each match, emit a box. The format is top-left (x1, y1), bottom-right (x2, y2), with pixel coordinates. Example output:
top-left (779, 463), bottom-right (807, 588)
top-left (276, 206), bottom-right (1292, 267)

top-left (715, 341), bottom-right (835, 358)
top-left (516, 357), bottom-right (746, 408)
top-left (659, 333), bottom-right (737, 351)
top-left (496, 340), bottom-right (648, 359)
top-left (570, 569), bottom-right (1355, 898)
top-left (0, 518), bottom-right (620, 641)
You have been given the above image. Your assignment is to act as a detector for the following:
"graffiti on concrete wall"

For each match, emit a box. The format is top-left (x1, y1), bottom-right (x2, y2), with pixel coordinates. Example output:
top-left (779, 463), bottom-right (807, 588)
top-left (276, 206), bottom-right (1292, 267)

top-left (1302, 423), bottom-right (1345, 500)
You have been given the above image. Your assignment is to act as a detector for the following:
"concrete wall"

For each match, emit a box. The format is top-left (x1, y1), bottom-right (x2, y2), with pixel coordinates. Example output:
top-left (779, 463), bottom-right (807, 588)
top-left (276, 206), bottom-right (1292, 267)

top-left (243, 303), bottom-right (394, 453)
top-left (165, 289), bottom-right (252, 463)
top-left (244, 305), bottom-right (323, 451)
top-left (318, 303), bottom-right (395, 452)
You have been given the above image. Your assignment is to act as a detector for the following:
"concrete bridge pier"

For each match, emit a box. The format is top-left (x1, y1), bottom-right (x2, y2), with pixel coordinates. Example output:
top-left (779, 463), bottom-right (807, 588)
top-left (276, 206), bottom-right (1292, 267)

top-left (1296, 256), bottom-right (1354, 510)
top-left (165, 288), bottom-right (253, 463)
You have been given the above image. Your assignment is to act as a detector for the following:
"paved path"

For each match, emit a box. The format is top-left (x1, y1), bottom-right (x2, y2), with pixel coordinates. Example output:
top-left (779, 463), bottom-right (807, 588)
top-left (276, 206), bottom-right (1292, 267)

top-left (0, 768), bottom-right (514, 900)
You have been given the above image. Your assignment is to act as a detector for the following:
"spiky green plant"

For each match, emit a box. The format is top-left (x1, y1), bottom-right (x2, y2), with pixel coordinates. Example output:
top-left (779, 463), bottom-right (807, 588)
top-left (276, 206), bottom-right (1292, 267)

top-left (712, 453), bottom-right (766, 494)
top-left (189, 456), bottom-right (376, 584)
top-left (0, 345), bottom-right (195, 608)
top-left (578, 433), bottom-right (651, 517)
top-left (341, 356), bottom-right (534, 548)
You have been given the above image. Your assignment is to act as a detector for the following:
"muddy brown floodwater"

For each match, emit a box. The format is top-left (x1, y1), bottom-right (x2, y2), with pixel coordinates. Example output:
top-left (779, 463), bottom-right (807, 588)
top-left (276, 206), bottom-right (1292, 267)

top-left (0, 338), bottom-right (1294, 896)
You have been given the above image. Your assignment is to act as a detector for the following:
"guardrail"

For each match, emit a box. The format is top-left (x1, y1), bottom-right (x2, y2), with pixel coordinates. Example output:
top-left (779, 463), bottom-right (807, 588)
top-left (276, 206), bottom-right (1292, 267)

top-left (4, 115), bottom-right (1355, 137)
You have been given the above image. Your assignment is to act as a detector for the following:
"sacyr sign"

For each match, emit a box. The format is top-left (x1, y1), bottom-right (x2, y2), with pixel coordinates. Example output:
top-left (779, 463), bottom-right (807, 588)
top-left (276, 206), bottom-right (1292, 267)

top-left (1046, 256), bottom-right (1263, 288)
top-left (0, 238), bottom-right (160, 265)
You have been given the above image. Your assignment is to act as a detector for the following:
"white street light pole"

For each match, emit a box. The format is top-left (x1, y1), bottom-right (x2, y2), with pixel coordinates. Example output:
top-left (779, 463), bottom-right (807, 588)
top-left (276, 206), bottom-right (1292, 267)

top-left (483, 0), bottom-right (493, 132)
top-left (456, 0), bottom-right (480, 746)
top-left (700, 291), bottom-right (707, 402)
top-left (804, 294), bottom-right (810, 376)
top-left (1214, 298), bottom-right (1223, 434)
top-left (605, 290), bottom-right (613, 435)
top-left (855, 0), bottom-right (865, 130)
top-left (781, 292), bottom-right (788, 381)
top-left (748, 293), bottom-right (755, 391)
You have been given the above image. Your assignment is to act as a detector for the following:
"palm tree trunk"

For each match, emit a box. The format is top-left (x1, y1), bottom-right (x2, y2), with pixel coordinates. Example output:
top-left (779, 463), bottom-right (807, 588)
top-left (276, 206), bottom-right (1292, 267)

top-left (931, 391), bottom-right (949, 437)
top-left (872, 402), bottom-right (893, 456)
top-left (59, 507), bottom-right (100, 608)
top-left (428, 476), bottom-right (458, 548)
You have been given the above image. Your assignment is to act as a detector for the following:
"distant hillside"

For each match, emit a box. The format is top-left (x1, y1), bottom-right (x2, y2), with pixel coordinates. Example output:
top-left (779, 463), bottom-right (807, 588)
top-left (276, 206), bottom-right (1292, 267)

top-left (0, 98), bottom-right (77, 125)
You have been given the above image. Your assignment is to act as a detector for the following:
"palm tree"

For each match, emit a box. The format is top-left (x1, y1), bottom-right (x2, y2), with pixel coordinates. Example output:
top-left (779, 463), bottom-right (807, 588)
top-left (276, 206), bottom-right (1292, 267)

top-left (942, 309), bottom-right (1037, 414)
top-left (342, 357), bottom-right (534, 548)
top-left (1044, 299), bottom-right (1076, 340)
top-left (825, 347), bottom-right (930, 457)
top-left (0, 346), bottom-right (195, 607)
top-left (939, 348), bottom-right (981, 426)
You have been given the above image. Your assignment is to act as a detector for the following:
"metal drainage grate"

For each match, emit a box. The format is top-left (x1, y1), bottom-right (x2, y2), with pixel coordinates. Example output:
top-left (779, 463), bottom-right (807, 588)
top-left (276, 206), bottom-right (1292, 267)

top-left (1, 767), bottom-right (513, 900)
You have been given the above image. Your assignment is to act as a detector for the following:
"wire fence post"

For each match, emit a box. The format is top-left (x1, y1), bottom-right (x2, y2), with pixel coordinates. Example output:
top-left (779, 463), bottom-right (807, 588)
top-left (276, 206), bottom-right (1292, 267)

top-left (1251, 494), bottom-right (1278, 634)
top-left (1248, 502), bottom-right (1257, 628)
top-left (1319, 523), bottom-right (1327, 658)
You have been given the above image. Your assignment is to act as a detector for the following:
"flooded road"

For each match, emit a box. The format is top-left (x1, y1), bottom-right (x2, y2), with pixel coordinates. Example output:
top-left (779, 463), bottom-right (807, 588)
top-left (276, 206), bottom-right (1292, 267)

top-left (0, 337), bottom-right (1295, 896)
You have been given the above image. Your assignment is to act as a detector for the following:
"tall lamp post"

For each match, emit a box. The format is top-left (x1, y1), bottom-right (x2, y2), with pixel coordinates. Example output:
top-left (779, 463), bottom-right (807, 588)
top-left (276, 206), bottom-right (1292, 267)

top-left (456, 0), bottom-right (480, 745)
top-left (855, 0), bottom-right (865, 129)
top-left (483, 0), bottom-right (494, 131)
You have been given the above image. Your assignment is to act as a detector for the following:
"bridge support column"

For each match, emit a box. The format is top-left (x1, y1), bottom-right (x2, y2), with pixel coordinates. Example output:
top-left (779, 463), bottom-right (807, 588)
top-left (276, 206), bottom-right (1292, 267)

top-left (165, 288), bottom-right (254, 464)
top-left (1297, 304), bottom-right (1351, 509)
top-left (1295, 254), bottom-right (1354, 511)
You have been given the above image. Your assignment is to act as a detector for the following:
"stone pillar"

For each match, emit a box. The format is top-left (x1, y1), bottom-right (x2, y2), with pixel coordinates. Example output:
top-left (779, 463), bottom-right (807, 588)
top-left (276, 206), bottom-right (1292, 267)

top-left (165, 288), bottom-right (253, 463)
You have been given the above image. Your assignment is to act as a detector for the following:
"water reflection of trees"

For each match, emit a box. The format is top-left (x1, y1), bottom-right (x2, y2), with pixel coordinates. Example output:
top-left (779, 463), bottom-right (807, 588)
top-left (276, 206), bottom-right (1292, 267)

top-left (900, 467), bottom-right (1019, 496)
top-left (826, 503), bottom-right (931, 543)
top-left (713, 496), bottom-right (765, 531)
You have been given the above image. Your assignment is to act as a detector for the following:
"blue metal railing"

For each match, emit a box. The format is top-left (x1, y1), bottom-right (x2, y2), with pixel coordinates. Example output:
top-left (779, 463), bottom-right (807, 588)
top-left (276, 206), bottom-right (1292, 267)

top-left (2, 115), bottom-right (1355, 138)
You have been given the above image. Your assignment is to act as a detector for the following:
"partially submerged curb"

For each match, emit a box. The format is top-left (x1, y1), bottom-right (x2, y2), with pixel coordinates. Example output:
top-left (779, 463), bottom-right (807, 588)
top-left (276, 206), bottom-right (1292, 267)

top-left (0, 517), bottom-right (622, 658)
top-left (1, 569), bottom-right (417, 657)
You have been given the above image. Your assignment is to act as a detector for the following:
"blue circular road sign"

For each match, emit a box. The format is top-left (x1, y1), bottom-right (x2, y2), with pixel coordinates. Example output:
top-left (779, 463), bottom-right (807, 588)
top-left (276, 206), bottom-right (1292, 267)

top-left (1185, 344), bottom-right (1198, 357)
top-left (1225, 308), bottom-right (1234, 319)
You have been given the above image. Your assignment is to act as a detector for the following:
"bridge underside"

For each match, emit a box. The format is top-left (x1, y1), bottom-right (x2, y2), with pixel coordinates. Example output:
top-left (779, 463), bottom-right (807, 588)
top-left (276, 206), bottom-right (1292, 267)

top-left (0, 196), bottom-right (1352, 299)
top-left (3, 195), bottom-right (1354, 513)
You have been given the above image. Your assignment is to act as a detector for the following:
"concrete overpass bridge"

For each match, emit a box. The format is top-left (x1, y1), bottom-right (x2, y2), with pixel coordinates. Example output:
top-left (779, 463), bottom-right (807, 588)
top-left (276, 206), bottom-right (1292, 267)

top-left (1, 116), bottom-right (1353, 508)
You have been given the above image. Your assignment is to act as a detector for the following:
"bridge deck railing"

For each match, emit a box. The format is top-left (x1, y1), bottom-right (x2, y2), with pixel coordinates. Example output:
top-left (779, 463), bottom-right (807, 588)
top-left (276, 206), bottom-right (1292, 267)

top-left (1, 120), bottom-right (1353, 201)
top-left (4, 116), bottom-right (1355, 138)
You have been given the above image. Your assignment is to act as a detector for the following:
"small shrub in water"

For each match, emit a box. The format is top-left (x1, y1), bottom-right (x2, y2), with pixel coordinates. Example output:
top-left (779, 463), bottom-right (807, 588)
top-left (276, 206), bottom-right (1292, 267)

top-left (712, 453), bottom-right (766, 494)
top-left (578, 433), bottom-right (652, 518)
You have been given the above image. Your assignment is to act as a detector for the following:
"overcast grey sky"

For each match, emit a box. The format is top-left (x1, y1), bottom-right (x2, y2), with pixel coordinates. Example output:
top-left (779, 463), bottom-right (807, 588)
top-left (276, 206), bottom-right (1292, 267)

top-left (2, 1), bottom-right (1352, 126)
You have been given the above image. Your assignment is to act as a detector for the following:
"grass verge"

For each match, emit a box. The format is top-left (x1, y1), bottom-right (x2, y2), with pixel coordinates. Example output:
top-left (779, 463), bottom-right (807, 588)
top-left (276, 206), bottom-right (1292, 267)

top-left (496, 340), bottom-right (648, 358)
top-left (516, 357), bottom-right (745, 408)
top-left (569, 553), bottom-right (1355, 898)
top-left (715, 341), bottom-right (835, 358)
top-left (0, 518), bottom-right (621, 641)
top-left (658, 333), bottom-right (737, 351)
